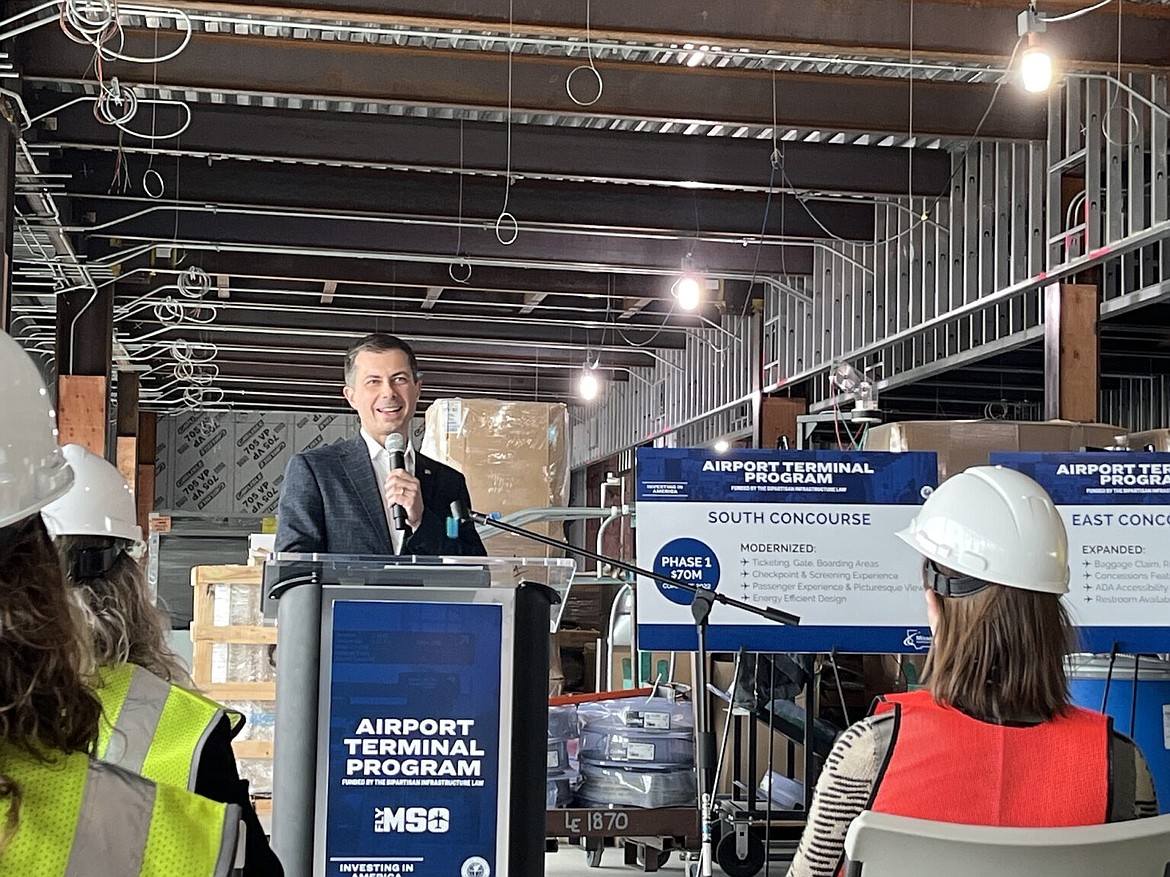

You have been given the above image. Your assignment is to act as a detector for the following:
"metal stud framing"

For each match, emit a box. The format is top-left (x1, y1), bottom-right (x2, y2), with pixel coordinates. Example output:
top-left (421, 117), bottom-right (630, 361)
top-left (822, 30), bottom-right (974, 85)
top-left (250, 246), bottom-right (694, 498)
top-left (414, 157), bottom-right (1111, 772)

top-left (569, 313), bottom-right (759, 467)
top-left (572, 73), bottom-right (1170, 467)
top-left (767, 140), bottom-right (1048, 411)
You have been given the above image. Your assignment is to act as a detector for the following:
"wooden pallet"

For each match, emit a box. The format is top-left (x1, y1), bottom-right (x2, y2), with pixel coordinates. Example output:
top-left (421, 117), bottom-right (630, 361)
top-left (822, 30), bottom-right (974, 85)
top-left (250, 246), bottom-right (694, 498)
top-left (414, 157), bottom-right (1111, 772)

top-left (192, 565), bottom-right (278, 797)
top-left (190, 564), bottom-right (277, 702)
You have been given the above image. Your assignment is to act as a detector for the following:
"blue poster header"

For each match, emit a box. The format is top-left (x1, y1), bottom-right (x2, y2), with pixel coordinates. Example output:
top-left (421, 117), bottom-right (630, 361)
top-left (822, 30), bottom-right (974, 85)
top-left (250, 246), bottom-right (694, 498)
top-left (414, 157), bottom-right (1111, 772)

top-left (990, 452), bottom-right (1170, 505)
top-left (636, 448), bottom-right (937, 505)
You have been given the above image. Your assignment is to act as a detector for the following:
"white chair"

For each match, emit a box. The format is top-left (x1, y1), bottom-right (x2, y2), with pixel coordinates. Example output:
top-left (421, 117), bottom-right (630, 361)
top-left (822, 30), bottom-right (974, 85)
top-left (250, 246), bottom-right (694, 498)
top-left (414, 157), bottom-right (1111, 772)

top-left (843, 810), bottom-right (1170, 877)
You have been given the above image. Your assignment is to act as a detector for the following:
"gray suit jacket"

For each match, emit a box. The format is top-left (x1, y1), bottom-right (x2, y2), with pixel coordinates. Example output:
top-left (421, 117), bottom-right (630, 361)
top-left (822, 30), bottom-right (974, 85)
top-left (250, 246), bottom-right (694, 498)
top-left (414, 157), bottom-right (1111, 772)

top-left (273, 434), bottom-right (486, 557)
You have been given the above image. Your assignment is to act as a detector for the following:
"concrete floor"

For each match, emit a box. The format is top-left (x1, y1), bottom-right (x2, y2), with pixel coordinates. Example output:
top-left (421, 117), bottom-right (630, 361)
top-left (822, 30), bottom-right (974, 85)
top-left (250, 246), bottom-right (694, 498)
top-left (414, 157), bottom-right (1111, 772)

top-left (544, 842), bottom-right (690, 877)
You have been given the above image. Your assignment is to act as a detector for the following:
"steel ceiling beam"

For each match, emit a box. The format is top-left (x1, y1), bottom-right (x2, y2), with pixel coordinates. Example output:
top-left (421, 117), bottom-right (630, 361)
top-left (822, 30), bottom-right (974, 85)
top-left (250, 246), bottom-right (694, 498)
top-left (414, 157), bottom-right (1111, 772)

top-left (20, 29), bottom-right (1048, 139)
top-left (114, 274), bottom-right (710, 334)
top-left (154, 362), bottom-right (593, 391)
top-left (144, 0), bottom-right (1170, 69)
top-left (71, 207), bottom-right (817, 276)
top-left (117, 281), bottom-right (676, 324)
top-left (125, 301), bottom-right (687, 347)
top-left (140, 385), bottom-right (571, 409)
top-left (141, 334), bottom-right (663, 369)
top-left (30, 96), bottom-right (953, 197)
top-left (182, 352), bottom-right (633, 381)
top-left (110, 251), bottom-right (675, 300)
top-left (53, 151), bottom-right (878, 242)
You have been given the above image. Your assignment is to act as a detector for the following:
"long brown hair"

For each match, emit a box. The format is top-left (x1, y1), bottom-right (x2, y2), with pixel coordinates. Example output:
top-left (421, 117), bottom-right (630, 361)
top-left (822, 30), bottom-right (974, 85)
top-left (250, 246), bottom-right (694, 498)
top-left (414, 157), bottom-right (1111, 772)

top-left (923, 577), bottom-right (1074, 722)
top-left (57, 535), bottom-right (192, 688)
top-left (0, 515), bottom-right (103, 847)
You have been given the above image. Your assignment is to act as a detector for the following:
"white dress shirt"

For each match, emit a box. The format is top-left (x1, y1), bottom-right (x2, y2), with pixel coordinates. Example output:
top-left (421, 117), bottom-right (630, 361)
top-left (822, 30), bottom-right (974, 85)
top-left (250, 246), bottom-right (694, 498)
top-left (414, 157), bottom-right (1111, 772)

top-left (360, 428), bottom-right (416, 555)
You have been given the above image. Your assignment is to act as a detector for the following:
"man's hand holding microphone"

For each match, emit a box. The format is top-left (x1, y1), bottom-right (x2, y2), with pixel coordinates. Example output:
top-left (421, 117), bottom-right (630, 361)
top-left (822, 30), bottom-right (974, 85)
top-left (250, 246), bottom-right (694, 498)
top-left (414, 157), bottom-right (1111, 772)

top-left (383, 433), bottom-right (423, 532)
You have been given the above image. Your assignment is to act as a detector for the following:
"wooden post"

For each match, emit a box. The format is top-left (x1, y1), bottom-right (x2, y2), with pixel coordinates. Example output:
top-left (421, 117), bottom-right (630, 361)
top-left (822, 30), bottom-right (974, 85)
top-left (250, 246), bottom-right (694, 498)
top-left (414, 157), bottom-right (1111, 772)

top-left (116, 372), bottom-right (140, 495)
top-left (57, 375), bottom-right (108, 454)
top-left (136, 412), bottom-right (158, 536)
top-left (55, 285), bottom-right (113, 453)
top-left (1043, 283), bottom-right (1099, 422)
top-left (759, 397), bottom-right (808, 449)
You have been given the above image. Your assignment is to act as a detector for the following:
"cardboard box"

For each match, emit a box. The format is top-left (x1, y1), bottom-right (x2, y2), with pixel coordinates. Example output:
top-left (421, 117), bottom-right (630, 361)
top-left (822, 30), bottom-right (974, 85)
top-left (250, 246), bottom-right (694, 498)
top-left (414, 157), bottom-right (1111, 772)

top-left (1124, 429), bottom-right (1170, 452)
top-left (423, 399), bottom-right (569, 557)
top-left (866, 420), bottom-right (1126, 481)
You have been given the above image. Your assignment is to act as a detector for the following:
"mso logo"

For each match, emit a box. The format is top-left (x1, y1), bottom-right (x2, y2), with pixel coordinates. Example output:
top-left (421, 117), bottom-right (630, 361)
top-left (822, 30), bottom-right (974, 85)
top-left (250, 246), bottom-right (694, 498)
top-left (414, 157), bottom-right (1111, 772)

top-left (374, 806), bottom-right (451, 834)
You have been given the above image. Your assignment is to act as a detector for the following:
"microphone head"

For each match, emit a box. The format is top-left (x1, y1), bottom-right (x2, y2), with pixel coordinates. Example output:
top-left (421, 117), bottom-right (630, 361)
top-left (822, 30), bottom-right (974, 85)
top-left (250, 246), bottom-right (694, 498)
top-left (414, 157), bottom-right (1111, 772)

top-left (384, 432), bottom-right (407, 453)
top-left (449, 500), bottom-right (469, 524)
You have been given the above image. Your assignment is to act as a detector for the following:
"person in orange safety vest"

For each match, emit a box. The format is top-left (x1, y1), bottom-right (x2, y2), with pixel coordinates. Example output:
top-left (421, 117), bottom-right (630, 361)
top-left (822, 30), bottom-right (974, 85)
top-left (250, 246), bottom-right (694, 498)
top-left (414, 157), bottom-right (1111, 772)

top-left (785, 466), bottom-right (1158, 877)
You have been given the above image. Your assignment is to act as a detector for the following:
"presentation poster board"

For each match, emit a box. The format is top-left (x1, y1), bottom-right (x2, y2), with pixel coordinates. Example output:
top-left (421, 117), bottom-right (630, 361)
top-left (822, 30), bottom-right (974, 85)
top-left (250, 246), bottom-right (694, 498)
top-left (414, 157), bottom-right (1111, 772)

top-left (991, 452), bottom-right (1170, 652)
top-left (635, 448), bottom-right (937, 653)
top-left (321, 599), bottom-right (504, 877)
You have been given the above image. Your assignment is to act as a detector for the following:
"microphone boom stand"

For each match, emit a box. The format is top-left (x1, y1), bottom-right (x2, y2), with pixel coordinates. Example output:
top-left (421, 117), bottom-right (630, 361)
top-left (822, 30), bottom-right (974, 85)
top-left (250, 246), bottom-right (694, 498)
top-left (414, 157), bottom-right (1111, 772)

top-left (454, 504), bottom-right (800, 877)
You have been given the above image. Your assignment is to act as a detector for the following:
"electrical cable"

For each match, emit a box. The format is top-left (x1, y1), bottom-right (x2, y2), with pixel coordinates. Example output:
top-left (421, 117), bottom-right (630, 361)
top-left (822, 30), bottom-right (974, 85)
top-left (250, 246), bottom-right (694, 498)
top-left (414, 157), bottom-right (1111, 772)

top-left (1042, 0), bottom-right (1112, 24)
top-left (736, 70), bottom-right (784, 322)
top-left (832, 403), bottom-right (847, 450)
top-left (565, 0), bottom-right (603, 107)
top-left (59, 0), bottom-right (193, 63)
top-left (93, 79), bottom-right (138, 126)
top-left (615, 300), bottom-right (679, 348)
top-left (171, 339), bottom-right (217, 363)
top-left (494, 0), bottom-right (519, 246)
top-left (96, 6), bottom-right (192, 64)
top-left (59, 0), bottom-right (118, 46)
top-left (449, 118), bottom-right (472, 282)
top-left (774, 35), bottom-right (1026, 249)
top-left (113, 98), bottom-right (191, 141)
top-left (177, 265), bottom-right (210, 298)
top-left (1100, 0), bottom-right (1138, 147)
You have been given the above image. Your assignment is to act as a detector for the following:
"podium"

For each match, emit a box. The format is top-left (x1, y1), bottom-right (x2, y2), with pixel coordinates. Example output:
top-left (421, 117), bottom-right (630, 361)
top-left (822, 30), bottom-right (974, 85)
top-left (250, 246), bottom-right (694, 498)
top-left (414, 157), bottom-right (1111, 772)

top-left (264, 553), bottom-right (575, 877)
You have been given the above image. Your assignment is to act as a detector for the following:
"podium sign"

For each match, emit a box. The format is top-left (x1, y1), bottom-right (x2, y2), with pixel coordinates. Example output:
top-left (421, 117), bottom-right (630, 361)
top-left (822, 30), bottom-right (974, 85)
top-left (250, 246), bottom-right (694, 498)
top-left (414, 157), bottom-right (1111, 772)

top-left (322, 598), bottom-right (505, 877)
top-left (265, 554), bottom-right (573, 877)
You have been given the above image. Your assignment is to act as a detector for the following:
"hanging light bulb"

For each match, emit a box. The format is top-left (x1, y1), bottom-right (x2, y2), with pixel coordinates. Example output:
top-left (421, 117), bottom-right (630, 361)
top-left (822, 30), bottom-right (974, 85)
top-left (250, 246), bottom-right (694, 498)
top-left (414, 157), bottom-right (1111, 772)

top-left (579, 367), bottom-right (600, 401)
top-left (1017, 8), bottom-right (1052, 93)
top-left (673, 252), bottom-right (704, 311)
top-left (712, 439), bottom-right (730, 454)
top-left (1020, 38), bottom-right (1052, 92)
top-left (675, 275), bottom-right (702, 310)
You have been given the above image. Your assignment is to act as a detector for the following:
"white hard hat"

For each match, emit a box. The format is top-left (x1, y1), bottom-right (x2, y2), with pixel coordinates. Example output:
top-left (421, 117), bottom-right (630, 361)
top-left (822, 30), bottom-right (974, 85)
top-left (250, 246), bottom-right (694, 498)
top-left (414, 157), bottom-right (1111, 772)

top-left (42, 443), bottom-right (143, 546)
top-left (896, 465), bottom-right (1070, 595)
top-left (0, 331), bottom-right (73, 529)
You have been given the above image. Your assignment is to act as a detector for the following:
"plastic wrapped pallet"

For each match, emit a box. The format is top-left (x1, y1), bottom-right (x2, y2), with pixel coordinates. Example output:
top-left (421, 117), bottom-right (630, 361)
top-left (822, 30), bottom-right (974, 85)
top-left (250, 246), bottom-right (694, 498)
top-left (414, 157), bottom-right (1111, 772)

top-left (576, 763), bottom-right (697, 808)
top-left (191, 566), bottom-right (277, 797)
top-left (221, 698), bottom-right (276, 796)
top-left (577, 696), bottom-right (693, 733)
top-left (422, 399), bottom-right (568, 559)
top-left (575, 696), bottom-right (696, 807)
top-left (547, 703), bottom-right (579, 807)
top-left (580, 729), bottom-right (694, 766)
top-left (205, 577), bottom-right (274, 686)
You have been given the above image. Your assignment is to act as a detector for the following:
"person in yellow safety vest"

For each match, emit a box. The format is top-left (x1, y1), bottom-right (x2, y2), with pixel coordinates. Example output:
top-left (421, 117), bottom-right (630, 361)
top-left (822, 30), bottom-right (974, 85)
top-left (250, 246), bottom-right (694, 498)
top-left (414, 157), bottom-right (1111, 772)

top-left (42, 443), bottom-right (284, 877)
top-left (0, 329), bottom-right (242, 876)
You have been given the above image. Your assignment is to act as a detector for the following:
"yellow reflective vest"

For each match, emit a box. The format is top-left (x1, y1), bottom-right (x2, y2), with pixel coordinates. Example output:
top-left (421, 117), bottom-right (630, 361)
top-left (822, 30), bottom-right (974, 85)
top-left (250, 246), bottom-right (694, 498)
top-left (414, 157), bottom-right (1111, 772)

top-left (95, 663), bottom-right (244, 791)
top-left (0, 745), bottom-right (239, 875)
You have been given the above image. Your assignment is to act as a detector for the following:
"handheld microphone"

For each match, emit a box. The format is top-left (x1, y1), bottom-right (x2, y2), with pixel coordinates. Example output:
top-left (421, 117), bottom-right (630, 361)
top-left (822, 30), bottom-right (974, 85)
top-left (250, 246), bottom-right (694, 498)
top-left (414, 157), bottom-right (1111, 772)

top-left (384, 432), bottom-right (409, 531)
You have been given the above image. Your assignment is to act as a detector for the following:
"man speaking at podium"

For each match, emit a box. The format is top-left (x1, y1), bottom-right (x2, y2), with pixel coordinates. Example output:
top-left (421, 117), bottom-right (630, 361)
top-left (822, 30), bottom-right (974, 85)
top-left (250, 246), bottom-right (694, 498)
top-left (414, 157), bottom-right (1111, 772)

top-left (275, 333), bottom-right (487, 557)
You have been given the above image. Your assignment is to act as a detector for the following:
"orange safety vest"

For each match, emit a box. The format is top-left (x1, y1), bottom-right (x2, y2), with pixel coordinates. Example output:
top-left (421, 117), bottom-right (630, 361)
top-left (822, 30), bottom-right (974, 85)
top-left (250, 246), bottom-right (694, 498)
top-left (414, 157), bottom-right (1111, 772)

top-left (869, 690), bottom-right (1111, 827)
